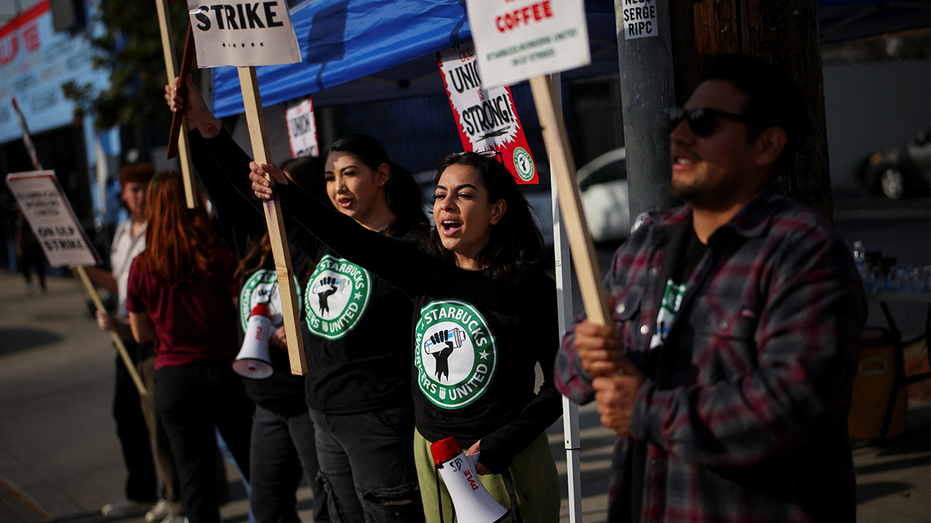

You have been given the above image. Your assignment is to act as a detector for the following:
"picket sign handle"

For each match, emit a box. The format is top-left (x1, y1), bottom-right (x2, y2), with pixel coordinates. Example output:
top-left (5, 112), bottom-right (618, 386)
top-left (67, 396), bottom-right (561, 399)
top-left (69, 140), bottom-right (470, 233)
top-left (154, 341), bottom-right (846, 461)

top-left (529, 75), bottom-right (612, 326)
top-left (238, 66), bottom-right (307, 376)
top-left (76, 267), bottom-right (148, 396)
top-left (167, 26), bottom-right (196, 160)
top-left (154, 0), bottom-right (196, 209)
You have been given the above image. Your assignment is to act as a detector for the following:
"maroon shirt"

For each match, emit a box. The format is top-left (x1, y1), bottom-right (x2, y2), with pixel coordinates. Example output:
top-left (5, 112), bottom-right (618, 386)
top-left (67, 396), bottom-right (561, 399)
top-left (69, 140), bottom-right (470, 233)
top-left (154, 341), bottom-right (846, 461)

top-left (127, 243), bottom-right (240, 370)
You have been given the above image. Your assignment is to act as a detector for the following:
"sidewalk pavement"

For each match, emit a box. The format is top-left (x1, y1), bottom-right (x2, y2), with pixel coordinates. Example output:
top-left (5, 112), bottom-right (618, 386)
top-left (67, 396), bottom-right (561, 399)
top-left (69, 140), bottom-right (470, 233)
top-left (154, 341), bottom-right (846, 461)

top-left (0, 270), bottom-right (928, 523)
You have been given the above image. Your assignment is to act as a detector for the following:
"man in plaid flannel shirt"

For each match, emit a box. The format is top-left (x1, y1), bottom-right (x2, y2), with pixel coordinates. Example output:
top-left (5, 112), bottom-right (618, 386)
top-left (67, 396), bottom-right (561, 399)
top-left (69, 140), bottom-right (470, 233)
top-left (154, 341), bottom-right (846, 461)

top-left (555, 54), bottom-right (866, 523)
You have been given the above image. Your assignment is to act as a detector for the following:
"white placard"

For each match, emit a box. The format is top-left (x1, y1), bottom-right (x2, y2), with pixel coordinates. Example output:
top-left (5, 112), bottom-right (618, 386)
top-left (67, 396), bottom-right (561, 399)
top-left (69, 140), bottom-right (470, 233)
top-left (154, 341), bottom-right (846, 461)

top-left (6, 171), bottom-right (101, 267)
top-left (285, 97), bottom-right (318, 158)
top-left (466, 0), bottom-right (590, 88)
top-left (187, 0), bottom-right (301, 68)
top-left (621, 0), bottom-right (659, 40)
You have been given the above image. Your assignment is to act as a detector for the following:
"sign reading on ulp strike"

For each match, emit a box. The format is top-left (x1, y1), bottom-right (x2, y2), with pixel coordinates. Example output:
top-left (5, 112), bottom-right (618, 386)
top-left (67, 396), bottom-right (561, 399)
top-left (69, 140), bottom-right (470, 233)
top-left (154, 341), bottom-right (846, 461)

top-left (466, 0), bottom-right (590, 88)
top-left (437, 42), bottom-right (537, 184)
top-left (6, 171), bottom-right (100, 267)
top-left (187, 0), bottom-right (301, 67)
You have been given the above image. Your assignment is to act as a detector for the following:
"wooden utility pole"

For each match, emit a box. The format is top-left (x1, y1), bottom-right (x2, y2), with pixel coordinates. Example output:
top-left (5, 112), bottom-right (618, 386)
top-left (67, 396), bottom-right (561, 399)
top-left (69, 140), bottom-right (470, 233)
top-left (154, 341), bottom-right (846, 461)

top-left (669, 0), bottom-right (833, 220)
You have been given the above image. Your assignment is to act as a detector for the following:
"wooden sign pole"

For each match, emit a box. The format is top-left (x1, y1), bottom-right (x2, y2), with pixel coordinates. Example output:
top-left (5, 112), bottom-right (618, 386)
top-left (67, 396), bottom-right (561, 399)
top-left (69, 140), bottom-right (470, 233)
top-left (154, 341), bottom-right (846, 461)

top-left (529, 75), bottom-right (612, 326)
top-left (11, 98), bottom-right (148, 395)
top-left (166, 26), bottom-right (196, 160)
top-left (154, 0), bottom-right (196, 209)
top-left (76, 268), bottom-right (148, 396)
top-left (238, 66), bottom-right (307, 376)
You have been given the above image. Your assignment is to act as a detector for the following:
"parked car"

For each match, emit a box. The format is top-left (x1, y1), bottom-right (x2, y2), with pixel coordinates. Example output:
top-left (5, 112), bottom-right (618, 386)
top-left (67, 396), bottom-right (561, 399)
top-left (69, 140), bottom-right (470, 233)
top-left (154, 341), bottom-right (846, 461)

top-left (577, 147), bottom-right (630, 243)
top-left (857, 128), bottom-right (931, 199)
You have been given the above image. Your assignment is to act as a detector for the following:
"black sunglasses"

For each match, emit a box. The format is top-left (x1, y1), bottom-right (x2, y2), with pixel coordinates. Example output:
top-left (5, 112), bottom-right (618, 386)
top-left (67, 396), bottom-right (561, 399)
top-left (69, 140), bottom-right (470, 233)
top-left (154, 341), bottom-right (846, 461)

top-left (665, 107), bottom-right (749, 137)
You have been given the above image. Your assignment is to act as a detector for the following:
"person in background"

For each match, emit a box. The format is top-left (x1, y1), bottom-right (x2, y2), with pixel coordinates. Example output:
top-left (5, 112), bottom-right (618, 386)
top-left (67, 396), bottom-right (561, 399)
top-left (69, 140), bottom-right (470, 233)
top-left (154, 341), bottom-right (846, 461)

top-left (249, 151), bottom-right (563, 523)
top-left (127, 170), bottom-right (254, 523)
top-left (15, 204), bottom-right (47, 294)
top-left (555, 54), bottom-right (866, 523)
top-left (170, 71), bottom-right (428, 523)
top-left (167, 78), bottom-right (334, 522)
top-left (83, 164), bottom-right (159, 519)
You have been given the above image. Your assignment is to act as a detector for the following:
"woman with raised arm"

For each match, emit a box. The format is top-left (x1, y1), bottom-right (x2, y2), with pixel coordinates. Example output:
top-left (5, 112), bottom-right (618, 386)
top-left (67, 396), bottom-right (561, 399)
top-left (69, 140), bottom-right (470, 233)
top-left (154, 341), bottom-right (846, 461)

top-left (249, 152), bottom-right (562, 523)
top-left (167, 76), bottom-right (428, 523)
top-left (126, 170), bottom-right (254, 523)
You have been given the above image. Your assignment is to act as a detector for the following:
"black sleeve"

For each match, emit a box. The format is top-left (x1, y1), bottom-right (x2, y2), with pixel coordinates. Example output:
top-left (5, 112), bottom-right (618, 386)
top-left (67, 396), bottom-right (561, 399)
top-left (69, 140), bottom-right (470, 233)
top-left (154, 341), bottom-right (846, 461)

top-left (477, 274), bottom-right (563, 473)
top-left (257, 171), bottom-right (440, 296)
top-left (192, 128), bottom-right (323, 259)
top-left (188, 129), bottom-right (265, 257)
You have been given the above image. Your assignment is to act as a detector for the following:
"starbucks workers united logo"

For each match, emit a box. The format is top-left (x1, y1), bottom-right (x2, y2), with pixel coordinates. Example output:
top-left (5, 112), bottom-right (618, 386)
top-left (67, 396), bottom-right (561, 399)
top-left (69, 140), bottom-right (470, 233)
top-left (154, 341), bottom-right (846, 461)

top-left (305, 255), bottom-right (372, 340)
top-left (239, 270), bottom-right (302, 331)
top-left (415, 300), bottom-right (497, 409)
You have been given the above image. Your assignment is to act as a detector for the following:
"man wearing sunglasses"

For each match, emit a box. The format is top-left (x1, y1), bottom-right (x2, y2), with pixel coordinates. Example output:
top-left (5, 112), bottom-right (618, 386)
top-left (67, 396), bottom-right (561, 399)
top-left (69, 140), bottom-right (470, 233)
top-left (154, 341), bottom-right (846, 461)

top-left (555, 54), bottom-right (865, 523)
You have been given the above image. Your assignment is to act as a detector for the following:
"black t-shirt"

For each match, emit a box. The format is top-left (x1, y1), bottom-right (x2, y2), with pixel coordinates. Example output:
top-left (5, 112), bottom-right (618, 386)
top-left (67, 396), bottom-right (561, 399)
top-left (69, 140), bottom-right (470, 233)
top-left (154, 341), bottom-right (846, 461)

top-left (272, 178), bottom-right (563, 472)
top-left (196, 129), bottom-right (417, 415)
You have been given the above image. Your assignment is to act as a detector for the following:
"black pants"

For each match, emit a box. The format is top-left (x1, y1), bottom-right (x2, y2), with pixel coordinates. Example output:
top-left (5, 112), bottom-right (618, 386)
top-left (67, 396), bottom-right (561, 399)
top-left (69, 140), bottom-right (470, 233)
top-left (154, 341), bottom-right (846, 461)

top-left (113, 345), bottom-right (158, 502)
top-left (20, 242), bottom-right (46, 289)
top-left (157, 360), bottom-right (254, 523)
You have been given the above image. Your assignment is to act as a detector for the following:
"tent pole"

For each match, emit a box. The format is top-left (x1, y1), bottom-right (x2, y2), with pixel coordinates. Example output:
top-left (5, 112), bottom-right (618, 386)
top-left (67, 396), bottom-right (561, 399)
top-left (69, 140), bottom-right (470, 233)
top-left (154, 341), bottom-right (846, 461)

top-left (549, 73), bottom-right (583, 523)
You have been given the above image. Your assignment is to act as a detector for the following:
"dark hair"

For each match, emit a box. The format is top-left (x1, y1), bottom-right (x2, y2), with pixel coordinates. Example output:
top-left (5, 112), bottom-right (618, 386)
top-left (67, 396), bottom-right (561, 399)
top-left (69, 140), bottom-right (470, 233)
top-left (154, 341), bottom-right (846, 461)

top-left (423, 152), bottom-right (544, 283)
top-left (701, 54), bottom-right (809, 169)
top-left (279, 156), bottom-right (327, 204)
top-left (326, 134), bottom-right (428, 237)
top-left (120, 163), bottom-right (154, 187)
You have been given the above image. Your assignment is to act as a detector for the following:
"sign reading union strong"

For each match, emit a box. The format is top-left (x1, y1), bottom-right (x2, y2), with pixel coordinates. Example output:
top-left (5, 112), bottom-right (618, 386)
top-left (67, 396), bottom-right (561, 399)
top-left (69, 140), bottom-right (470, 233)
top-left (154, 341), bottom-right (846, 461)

top-left (304, 255), bottom-right (372, 340)
top-left (415, 299), bottom-right (497, 409)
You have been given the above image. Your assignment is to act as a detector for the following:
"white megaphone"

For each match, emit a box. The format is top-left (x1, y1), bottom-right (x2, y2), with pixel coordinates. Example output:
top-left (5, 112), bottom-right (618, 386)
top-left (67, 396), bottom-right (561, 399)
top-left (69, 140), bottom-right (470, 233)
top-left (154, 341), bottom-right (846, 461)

top-left (431, 437), bottom-right (508, 523)
top-left (232, 304), bottom-right (274, 379)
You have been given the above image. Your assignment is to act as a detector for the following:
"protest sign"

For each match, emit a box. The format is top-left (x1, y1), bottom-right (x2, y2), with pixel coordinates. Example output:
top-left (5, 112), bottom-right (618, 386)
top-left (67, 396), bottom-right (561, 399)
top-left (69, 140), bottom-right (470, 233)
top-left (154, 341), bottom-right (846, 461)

top-left (173, 0), bottom-right (307, 373)
top-left (285, 97), bottom-right (319, 158)
top-left (186, 0), bottom-right (301, 68)
top-left (466, 0), bottom-right (590, 89)
top-left (437, 42), bottom-right (537, 184)
top-left (468, 0), bottom-right (612, 326)
top-left (6, 171), bottom-right (100, 268)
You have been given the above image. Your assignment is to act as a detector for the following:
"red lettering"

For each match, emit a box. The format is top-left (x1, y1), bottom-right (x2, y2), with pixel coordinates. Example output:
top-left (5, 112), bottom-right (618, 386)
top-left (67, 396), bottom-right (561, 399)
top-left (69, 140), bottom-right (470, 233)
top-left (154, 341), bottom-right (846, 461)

top-left (463, 470), bottom-right (480, 490)
top-left (22, 24), bottom-right (39, 52)
top-left (495, 1), bottom-right (554, 33)
top-left (255, 325), bottom-right (263, 340)
top-left (0, 35), bottom-right (19, 65)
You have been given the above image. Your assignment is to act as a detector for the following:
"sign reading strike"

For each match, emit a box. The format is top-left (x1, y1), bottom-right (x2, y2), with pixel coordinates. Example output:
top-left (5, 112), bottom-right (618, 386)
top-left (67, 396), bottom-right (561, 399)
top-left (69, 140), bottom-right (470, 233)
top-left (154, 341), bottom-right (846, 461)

top-left (6, 171), bottom-right (100, 267)
top-left (186, 0), bottom-right (301, 67)
top-left (285, 97), bottom-right (318, 158)
top-left (466, 0), bottom-right (590, 88)
top-left (437, 43), bottom-right (537, 184)
top-left (621, 0), bottom-right (659, 40)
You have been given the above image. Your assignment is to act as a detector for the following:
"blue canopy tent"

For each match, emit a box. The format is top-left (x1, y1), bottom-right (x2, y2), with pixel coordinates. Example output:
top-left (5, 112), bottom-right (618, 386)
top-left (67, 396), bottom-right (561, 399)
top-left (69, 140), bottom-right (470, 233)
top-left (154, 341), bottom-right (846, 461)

top-left (210, 0), bottom-right (929, 117)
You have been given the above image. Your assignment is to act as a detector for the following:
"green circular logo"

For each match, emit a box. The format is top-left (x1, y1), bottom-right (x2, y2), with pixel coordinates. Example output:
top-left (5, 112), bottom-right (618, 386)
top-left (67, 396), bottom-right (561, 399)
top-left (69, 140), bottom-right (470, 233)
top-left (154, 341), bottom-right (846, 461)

top-left (513, 147), bottom-right (535, 182)
top-left (304, 255), bottom-right (372, 340)
top-left (414, 300), bottom-right (497, 409)
top-left (239, 269), bottom-right (302, 331)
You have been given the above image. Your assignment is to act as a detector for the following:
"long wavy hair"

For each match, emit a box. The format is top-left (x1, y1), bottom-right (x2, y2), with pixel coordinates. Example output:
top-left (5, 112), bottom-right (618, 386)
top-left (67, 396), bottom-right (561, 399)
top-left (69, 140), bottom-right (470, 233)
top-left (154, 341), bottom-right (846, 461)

top-left (326, 134), bottom-right (429, 237)
top-left (422, 152), bottom-right (545, 283)
top-left (139, 170), bottom-right (220, 288)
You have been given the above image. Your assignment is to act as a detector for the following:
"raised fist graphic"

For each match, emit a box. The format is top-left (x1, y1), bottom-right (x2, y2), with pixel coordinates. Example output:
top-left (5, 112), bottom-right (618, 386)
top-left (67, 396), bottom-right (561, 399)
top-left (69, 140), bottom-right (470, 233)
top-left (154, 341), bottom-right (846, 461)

top-left (315, 276), bottom-right (340, 315)
top-left (428, 329), bottom-right (459, 382)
